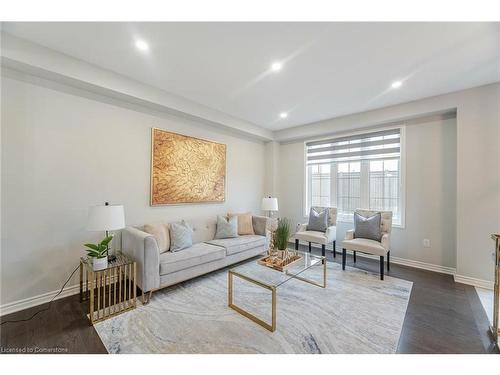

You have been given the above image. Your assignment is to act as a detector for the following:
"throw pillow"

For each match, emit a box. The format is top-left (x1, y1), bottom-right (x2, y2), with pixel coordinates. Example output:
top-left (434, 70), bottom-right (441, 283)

top-left (170, 221), bottom-right (193, 252)
top-left (228, 212), bottom-right (255, 235)
top-left (215, 215), bottom-right (238, 239)
top-left (354, 212), bottom-right (382, 241)
top-left (144, 223), bottom-right (170, 253)
top-left (307, 207), bottom-right (329, 232)
top-left (252, 216), bottom-right (268, 235)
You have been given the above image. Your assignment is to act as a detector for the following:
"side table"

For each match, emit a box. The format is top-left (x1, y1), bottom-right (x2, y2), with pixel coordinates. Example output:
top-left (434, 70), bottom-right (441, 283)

top-left (80, 252), bottom-right (137, 324)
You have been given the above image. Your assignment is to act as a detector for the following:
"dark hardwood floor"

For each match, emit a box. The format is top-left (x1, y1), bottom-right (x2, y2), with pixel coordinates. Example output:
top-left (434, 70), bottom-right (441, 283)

top-left (1, 247), bottom-right (496, 354)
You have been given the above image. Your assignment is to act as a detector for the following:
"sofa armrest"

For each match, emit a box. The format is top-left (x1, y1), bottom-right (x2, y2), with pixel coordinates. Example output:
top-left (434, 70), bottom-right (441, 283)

top-left (296, 223), bottom-right (308, 233)
top-left (326, 225), bottom-right (337, 242)
top-left (122, 227), bottom-right (160, 292)
top-left (345, 229), bottom-right (354, 240)
top-left (381, 233), bottom-right (390, 250)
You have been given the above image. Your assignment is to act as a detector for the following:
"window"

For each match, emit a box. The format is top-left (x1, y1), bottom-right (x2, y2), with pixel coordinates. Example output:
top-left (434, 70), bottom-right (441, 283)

top-left (305, 128), bottom-right (404, 226)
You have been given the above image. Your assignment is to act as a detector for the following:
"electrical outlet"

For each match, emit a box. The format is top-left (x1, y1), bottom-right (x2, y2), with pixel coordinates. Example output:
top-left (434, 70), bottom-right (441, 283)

top-left (423, 239), bottom-right (431, 248)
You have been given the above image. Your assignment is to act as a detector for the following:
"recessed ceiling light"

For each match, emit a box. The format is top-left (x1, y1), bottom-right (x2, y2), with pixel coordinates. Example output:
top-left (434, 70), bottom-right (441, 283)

top-left (391, 81), bottom-right (402, 89)
top-left (280, 112), bottom-right (288, 119)
top-left (135, 40), bottom-right (150, 52)
top-left (271, 62), bottom-right (283, 71)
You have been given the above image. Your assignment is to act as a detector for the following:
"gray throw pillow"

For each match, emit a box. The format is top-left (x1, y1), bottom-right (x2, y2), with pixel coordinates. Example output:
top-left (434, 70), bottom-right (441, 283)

top-left (354, 212), bottom-right (382, 241)
top-left (215, 215), bottom-right (238, 239)
top-left (170, 221), bottom-right (193, 252)
top-left (307, 207), bottom-right (329, 232)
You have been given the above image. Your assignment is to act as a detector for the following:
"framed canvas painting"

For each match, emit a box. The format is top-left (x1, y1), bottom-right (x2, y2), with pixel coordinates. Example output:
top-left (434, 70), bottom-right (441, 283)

top-left (150, 128), bottom-right (226, 205)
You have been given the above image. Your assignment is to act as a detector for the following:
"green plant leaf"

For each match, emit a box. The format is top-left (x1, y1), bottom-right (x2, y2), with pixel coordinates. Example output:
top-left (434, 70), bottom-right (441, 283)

top-left (275, 217), bottom-right (291, 250)
top-left (84, 243), bottom-right (100, 251)
top-left (100, 235), bottom-right (114, 247)
top-left (85, 249), bottom-right (100, 257)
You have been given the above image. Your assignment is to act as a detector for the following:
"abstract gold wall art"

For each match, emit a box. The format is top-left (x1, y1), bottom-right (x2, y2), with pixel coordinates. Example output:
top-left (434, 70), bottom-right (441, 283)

top-left (150, 128), bottom-right (226, 205)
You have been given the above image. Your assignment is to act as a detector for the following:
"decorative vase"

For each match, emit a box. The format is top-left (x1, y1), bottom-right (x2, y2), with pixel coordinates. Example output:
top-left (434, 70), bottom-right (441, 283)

top-left (92, 256), bottom-right (108, 271)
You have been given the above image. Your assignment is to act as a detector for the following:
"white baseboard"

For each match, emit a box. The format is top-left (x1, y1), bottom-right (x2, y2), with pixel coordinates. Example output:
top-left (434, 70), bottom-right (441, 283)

top-left (295, 241), bottom-right (457, 276)
top-left (344, 251), bottom-right (457, 275)
top-left (454, 274), bottom-right (494, 290)
top-left (393, 257), bottom-right (456, 275)
top-left (0, 283), bottom-right (80, 317)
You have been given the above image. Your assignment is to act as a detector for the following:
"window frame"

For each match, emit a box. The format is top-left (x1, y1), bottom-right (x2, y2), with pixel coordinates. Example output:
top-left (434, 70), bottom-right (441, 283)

top-left (303, 125), bottom-right (406, 228)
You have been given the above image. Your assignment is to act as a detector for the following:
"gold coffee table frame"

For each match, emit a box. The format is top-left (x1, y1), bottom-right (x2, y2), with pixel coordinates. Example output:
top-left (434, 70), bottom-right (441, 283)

top-left (228, 253), bottom-right (326, 332)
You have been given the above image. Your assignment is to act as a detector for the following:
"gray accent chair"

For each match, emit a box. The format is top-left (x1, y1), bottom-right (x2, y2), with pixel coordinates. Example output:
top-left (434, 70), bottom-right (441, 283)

top-left (294, 207), bottom-right (337, 258)
top-left (341, 209), bottom-right (393, 280)
top-left (122, 215), bottom-right (273, 304)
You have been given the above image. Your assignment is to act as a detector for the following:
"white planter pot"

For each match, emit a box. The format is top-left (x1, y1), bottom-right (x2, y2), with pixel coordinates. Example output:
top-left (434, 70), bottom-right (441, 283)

top-left (92, 257), bottom-right (108, 271)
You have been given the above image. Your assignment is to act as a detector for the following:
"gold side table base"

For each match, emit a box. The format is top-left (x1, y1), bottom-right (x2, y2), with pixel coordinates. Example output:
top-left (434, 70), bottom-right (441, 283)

top-left (80, 254), bottom-right (137, 325)
top-left (228, 259), bottom-right (326, 332)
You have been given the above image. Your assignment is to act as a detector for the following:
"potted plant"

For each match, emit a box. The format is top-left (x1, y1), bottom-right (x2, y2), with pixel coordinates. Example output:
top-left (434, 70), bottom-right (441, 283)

top-left (84, 235), bottom-right (113, 271)
top-left (274, 218), bottom-right (291, 251)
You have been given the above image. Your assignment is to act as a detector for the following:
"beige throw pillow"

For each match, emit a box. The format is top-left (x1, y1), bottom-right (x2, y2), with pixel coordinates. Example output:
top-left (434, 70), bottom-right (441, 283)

top-left (144, 223), bottom-right (170, 253)
top-left (228, 212), bottom-right (255, 235)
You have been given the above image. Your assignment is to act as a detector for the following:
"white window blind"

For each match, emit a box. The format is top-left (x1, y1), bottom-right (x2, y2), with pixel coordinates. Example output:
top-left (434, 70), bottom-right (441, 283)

top-left (306, 128), bottom-right (400, 164)
top-left (305, 128), bottom-right (404, 226)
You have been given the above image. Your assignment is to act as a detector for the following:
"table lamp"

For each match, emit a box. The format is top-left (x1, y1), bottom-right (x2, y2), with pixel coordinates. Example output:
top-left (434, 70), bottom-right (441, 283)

top-left (261, 197), bottom-right (278, 218)
top-left (87, 202), bottom-right (125, 261)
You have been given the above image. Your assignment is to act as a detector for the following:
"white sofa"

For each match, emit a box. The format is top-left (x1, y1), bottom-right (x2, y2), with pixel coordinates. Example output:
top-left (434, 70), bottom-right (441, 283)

top-left (122, 215), bottom-right (272, 303)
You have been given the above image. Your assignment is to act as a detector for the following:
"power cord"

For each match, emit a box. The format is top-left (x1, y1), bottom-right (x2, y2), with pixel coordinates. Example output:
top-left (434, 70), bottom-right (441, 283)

top-left (1, 264), bottom-right (80, 325)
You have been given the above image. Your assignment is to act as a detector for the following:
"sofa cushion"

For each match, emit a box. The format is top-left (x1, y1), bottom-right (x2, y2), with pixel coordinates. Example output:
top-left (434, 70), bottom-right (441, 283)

top-left (342, 238), bottom-right (387, 256)
top-left (170, 221), bottom-right (193, 252)
top-left (354, 212), bottom-right (381, 241)
top-left (215, 215), bottom-right (238, 239)
top-left (252, 216), bottom-right (267, 235)
top-left (144, 223), bottom-right (170, 253)
top-left (307, 207), bottom-right (329, 232)
top-left (159, 242), bottom-right (225, 275)
top-left (189, 218), bottom-right (217, 244)
top-left (228, 212), bottom-right (255, 235)
top-left (206, 235), bottom-right (266, 256)
top-left (295, 230), bottom-right (329, 245)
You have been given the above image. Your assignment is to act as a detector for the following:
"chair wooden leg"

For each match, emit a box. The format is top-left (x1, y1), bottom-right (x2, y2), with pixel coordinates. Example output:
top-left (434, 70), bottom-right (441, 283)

top-left (380, 256), bottom-right (384, 280)
top-left (387, 251), bottom-right (390, 271)
top-left (295, 239), bottom-right (299, 250)
top-left (332, 240), bottom-right (336, 258)
top-left (308, 242), bottom-right (311, 253)
top-left (342, 248), bottom-right (346, 270)
top-left (353, 251), bottom-right (357, 263)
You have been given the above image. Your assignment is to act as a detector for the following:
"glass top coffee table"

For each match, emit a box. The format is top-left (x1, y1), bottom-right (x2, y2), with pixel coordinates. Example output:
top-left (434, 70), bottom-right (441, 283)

top-left (228, 249), bottom-right (326, 332)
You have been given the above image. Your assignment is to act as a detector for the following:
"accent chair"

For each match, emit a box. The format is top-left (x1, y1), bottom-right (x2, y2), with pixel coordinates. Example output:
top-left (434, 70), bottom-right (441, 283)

top-left (341, 209), bottom-right (392, 280)
top-left (294, 206), bottom-right (337, 258)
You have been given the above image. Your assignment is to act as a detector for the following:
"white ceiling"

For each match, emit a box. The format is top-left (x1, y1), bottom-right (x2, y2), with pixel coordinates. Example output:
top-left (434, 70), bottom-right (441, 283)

top-left (3, 22), bottom-right (500, 130)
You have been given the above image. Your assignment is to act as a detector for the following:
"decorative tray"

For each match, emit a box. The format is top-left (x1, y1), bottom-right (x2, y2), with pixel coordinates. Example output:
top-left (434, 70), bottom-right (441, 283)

top-left (257, 252), bottom-right (303, 272)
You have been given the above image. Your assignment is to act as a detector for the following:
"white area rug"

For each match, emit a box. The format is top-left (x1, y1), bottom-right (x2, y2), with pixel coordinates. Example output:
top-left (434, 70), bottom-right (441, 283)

top-left (95, 261), bottom-right (412, 353)
top-left (476, 287), bottom-right (495, 324)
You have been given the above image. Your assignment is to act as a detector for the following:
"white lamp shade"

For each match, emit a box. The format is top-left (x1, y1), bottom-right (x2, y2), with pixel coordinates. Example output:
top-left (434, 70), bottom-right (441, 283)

top-left (87, 205), bottom-right (125, 231)
top-left (261, 197), bottom-right (278, 211)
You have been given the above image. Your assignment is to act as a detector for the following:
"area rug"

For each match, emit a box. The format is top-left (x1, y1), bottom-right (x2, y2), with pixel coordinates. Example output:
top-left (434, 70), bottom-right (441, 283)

top-left (475, 287), bottom-right (495, 324)
top-left (94, 261), bottom-right (412, 353)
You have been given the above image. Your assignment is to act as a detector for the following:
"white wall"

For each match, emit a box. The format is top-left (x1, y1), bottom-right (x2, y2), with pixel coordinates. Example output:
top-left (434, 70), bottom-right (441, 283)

top-left (1, 70), bottom-right (266, 308)
top-left (279, 115), bottom-right (457, 270)
top-left (276, 82), bottom-right (500, 285)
